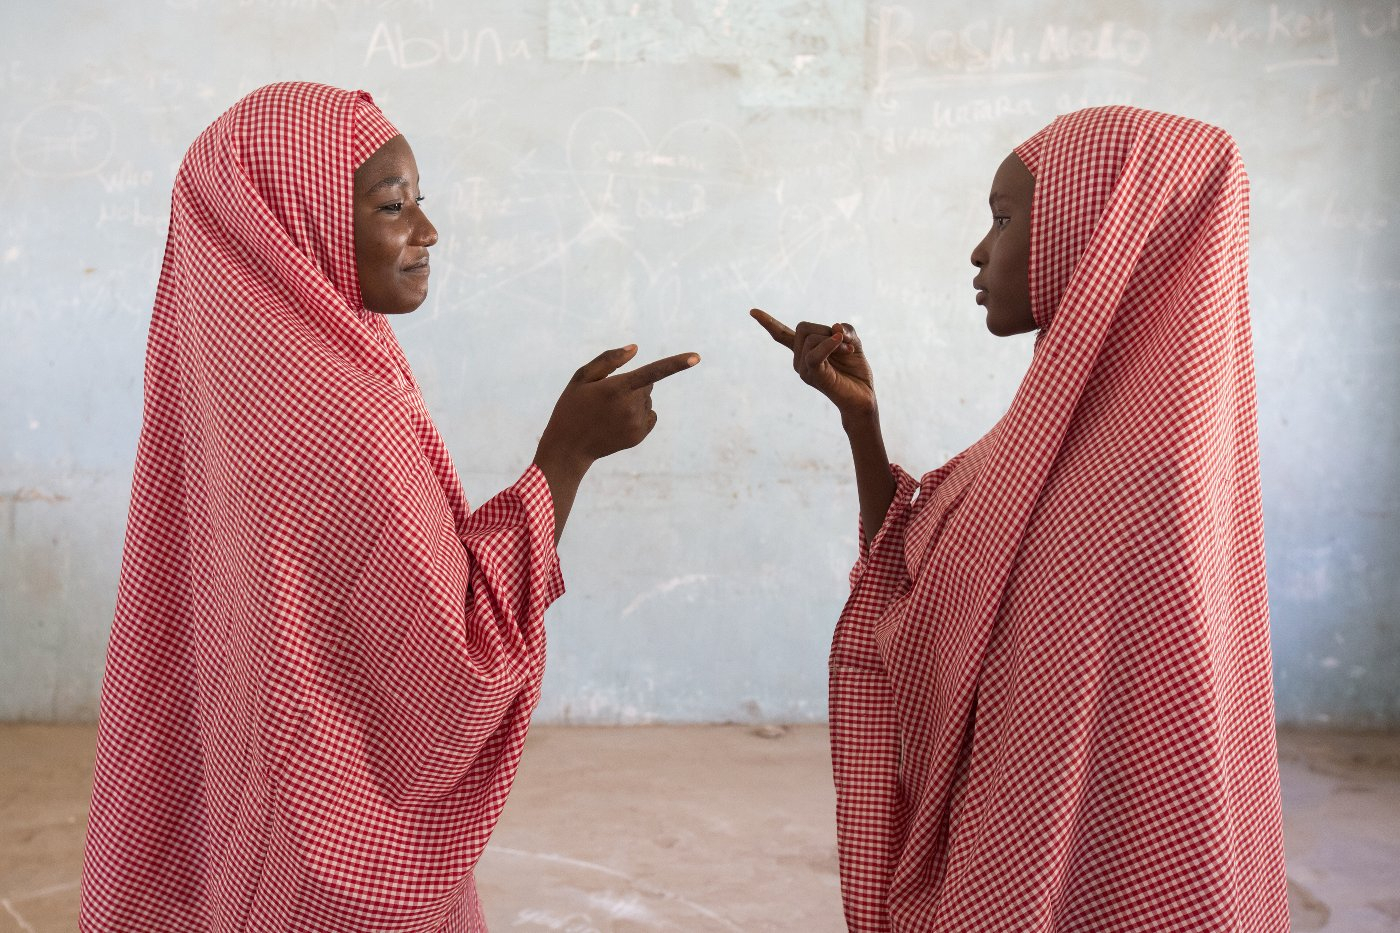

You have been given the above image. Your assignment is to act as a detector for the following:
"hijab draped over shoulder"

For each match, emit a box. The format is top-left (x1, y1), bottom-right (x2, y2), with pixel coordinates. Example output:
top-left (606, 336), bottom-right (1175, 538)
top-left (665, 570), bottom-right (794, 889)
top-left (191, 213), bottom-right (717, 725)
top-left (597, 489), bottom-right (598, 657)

top-left (81, 82), bottom-right (563, 932)
top-left (830, 106), bottom-right (1289, 931)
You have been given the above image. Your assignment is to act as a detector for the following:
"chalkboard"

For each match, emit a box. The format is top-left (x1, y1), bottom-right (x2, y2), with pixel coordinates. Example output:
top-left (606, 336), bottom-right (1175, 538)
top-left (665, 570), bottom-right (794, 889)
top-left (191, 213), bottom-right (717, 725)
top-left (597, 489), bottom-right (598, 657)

top-left (2, 0), bottom-right (1397, 725)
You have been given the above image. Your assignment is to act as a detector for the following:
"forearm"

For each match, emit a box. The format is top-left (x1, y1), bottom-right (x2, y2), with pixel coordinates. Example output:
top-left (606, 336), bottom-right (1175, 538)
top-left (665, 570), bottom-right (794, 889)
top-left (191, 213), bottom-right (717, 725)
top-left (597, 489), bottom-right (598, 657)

top-left (532, 446), bottom-right (590, 544)
top-left (842, 407), bottom-right (896, 542)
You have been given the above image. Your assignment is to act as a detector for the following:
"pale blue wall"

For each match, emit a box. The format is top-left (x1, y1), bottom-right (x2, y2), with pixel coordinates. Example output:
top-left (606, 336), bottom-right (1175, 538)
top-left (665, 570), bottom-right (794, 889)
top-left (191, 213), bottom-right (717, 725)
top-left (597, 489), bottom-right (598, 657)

top-left (2, 0), bottom-right (1397, 724)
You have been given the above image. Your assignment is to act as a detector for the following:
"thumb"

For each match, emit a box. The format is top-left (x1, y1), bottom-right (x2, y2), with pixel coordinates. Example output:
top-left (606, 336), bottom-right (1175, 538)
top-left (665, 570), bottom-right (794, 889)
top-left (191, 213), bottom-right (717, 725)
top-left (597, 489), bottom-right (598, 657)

top-left (575, 345), bottom-right (639, 382)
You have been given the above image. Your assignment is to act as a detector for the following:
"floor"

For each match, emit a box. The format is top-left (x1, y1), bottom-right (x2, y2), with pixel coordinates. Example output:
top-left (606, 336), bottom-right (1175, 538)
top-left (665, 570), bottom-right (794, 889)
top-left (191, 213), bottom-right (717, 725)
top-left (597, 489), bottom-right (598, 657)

top-left (2, 725), bottom-right (1397, 932)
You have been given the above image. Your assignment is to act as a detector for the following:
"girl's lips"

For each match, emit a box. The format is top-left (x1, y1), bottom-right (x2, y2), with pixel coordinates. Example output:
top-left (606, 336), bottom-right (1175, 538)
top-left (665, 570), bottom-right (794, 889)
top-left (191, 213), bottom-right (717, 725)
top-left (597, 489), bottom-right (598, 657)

top-left (976, 289), bottom-right (988, 305)
top-left (402, 259), bottom-right (429, 274)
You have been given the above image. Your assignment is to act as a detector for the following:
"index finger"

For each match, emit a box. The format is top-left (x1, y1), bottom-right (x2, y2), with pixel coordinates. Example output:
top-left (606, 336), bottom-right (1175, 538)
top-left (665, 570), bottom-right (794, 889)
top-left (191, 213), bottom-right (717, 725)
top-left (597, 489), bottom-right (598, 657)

top-left (750, 308), bottom-right (796, 350)
top-left (619, 352), bottom-right (701, 390)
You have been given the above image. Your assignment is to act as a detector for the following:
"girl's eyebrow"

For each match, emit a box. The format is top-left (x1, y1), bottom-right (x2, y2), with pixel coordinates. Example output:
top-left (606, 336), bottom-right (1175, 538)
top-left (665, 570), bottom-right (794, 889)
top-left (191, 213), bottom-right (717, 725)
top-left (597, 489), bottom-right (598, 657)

top-left (365, 175), bottom-right (413, 194)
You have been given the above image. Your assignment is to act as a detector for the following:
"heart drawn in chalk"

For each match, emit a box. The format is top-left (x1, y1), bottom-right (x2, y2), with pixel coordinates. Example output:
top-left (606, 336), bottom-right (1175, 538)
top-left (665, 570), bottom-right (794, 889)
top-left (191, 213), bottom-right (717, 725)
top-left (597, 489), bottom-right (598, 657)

top-left (565, 107), bottom-right (753, 281)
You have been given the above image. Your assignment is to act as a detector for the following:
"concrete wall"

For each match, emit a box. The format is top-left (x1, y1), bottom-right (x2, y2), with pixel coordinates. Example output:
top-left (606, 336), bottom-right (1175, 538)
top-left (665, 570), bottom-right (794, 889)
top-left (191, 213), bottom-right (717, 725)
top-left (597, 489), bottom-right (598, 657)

top-left (2, 0), bottom-right (1397, 724)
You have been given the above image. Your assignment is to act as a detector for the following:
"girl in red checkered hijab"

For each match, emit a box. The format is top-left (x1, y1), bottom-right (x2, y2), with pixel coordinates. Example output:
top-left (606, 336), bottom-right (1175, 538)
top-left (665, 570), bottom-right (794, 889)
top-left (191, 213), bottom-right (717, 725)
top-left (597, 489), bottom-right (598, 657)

top-left (81, 82), bottom-right (696, 931)
top-left (755, 106), bottom-right (1289, 930)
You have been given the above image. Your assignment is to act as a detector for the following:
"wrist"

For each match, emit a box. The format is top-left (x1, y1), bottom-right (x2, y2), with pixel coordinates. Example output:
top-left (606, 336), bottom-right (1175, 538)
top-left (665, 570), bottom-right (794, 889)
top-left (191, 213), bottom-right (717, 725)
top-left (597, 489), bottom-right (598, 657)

top-left (533, 442), bottom-right (593, 487)
top-left (840, 402), bottom-right (881, 437)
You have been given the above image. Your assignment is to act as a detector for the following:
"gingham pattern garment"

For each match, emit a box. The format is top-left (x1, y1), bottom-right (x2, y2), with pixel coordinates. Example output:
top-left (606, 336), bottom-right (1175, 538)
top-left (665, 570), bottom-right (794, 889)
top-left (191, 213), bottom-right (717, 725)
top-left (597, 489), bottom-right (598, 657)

top-left (829, 107), bottom-right (1289, 931)
top-left (80, 82), bottom-right (564, 932)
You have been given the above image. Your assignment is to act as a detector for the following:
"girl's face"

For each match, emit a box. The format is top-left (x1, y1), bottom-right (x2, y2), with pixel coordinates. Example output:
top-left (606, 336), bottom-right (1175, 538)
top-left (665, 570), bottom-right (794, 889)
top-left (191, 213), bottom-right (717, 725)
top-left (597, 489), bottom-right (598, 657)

top-left (971, 153), bottom-right (1036, 336)
top-left (353, 135), bottom-right (438, 315)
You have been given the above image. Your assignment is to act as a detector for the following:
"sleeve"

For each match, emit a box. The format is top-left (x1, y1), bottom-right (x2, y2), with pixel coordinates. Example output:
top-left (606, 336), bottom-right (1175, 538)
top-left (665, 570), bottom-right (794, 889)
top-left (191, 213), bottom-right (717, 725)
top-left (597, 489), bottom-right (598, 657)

top-left (836, 463), bottom-right (920, 670)
top-left (280, 461), bottom-right (566, 827)
top-left (828, 464), bottom-right (917, 931)
top-left (828, 456), bottom-right (970, 928)
top-left (365, 464), bottom-right (564, 808)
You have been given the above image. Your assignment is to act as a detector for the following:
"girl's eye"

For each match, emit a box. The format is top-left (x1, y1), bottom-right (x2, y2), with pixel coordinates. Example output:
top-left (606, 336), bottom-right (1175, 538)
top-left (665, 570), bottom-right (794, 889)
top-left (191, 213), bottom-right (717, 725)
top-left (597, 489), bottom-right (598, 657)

top-left (379, 196), bottom-right (424, 214)
top-left (994, 215), bottom-right (1011, 230)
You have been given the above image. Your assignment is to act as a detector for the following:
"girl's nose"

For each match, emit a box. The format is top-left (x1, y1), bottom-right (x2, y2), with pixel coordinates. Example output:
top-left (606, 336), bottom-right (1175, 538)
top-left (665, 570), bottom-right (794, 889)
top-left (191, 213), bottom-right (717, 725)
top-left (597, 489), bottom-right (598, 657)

top-left (418, 215), bottom-right (438, 248)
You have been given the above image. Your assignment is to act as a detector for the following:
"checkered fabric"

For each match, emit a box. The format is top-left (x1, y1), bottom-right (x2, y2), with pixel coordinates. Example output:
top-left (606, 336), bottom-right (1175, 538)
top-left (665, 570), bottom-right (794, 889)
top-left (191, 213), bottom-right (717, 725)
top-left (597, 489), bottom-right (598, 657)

top-left (80, 82), bottom-right (564, 932)
top-left (830, 107), bottom-right (1289, 931)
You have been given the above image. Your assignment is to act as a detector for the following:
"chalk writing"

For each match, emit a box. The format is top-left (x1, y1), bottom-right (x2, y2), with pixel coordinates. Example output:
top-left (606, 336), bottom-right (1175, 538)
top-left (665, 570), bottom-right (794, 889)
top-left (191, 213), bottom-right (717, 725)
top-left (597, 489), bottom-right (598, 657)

top-left (96, 198), bottom-right (166, 230)
top-left (872, 125), bottom-right (976, 155)
top-left (1267, 5), bottom-right (1340, 67)
top-left (563, 107), bottom-right (754, 282)
top-left (874, 4), bottom-right (1151, 102)
top-left (933, 95), bottom-right (1034, 127)
top-left (547, 0), bottom-right (847, 65)
top-left (1306, 75), bottom-right (1395, 119)
top-left (546, 0), bottom-right (863, 107)
top-left (363, 22), bottom-right (533, 68)
top-left (97, 162), bottom-right (155, 194)
top-left (12, 101), bottom-right (114, 178)
top-left (1207, 4), bottom-right (1340, 70)
top-left (875, 9), bottom-right (1012, 79)
top-left (1038, 23), bottom-right (1149, 67)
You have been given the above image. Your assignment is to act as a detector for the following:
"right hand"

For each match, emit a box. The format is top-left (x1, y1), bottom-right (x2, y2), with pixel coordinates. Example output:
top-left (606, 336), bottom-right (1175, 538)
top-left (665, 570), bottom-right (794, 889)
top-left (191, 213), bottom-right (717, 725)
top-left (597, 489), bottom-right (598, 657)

top-left (535, 345), bottom-right (700, 479)
top-left (750, 308), bottom-right (876, 420)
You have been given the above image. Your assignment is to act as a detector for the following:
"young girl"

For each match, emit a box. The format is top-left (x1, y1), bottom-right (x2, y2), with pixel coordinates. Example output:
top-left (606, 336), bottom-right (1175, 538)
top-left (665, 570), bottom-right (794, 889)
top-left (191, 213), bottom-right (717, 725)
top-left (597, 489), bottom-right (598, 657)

top-left (81, 81), bottom-right (697, 931)
top-left (754, 106), bottom-right (1289, 930)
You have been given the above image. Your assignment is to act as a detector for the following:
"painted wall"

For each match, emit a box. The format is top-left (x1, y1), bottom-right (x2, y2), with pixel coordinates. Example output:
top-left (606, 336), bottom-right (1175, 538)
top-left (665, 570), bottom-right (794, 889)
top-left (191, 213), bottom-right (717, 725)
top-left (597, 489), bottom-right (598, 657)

top-left (2, 0), bottom-right (1397, 724)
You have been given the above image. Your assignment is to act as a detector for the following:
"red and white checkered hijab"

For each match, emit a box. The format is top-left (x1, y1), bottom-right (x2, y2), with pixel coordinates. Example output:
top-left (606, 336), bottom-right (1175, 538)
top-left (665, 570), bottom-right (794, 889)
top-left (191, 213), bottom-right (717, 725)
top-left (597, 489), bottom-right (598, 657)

top-left (82, 82), bottom-right (561, 931)
top-left (830, 107), bottom-right (1289, 930)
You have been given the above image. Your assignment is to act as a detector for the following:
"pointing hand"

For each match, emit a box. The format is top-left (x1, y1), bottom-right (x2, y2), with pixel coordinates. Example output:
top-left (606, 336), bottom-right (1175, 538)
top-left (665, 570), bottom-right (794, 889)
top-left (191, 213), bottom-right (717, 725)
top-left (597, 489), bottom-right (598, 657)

top-left (750, 308), bottom-right (875, 420)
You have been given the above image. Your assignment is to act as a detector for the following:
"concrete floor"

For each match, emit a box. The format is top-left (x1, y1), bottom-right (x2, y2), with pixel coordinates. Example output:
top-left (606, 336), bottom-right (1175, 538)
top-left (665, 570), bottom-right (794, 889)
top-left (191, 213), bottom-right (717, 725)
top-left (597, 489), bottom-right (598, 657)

top-left (2, 725), bottom-right (1397, 932)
